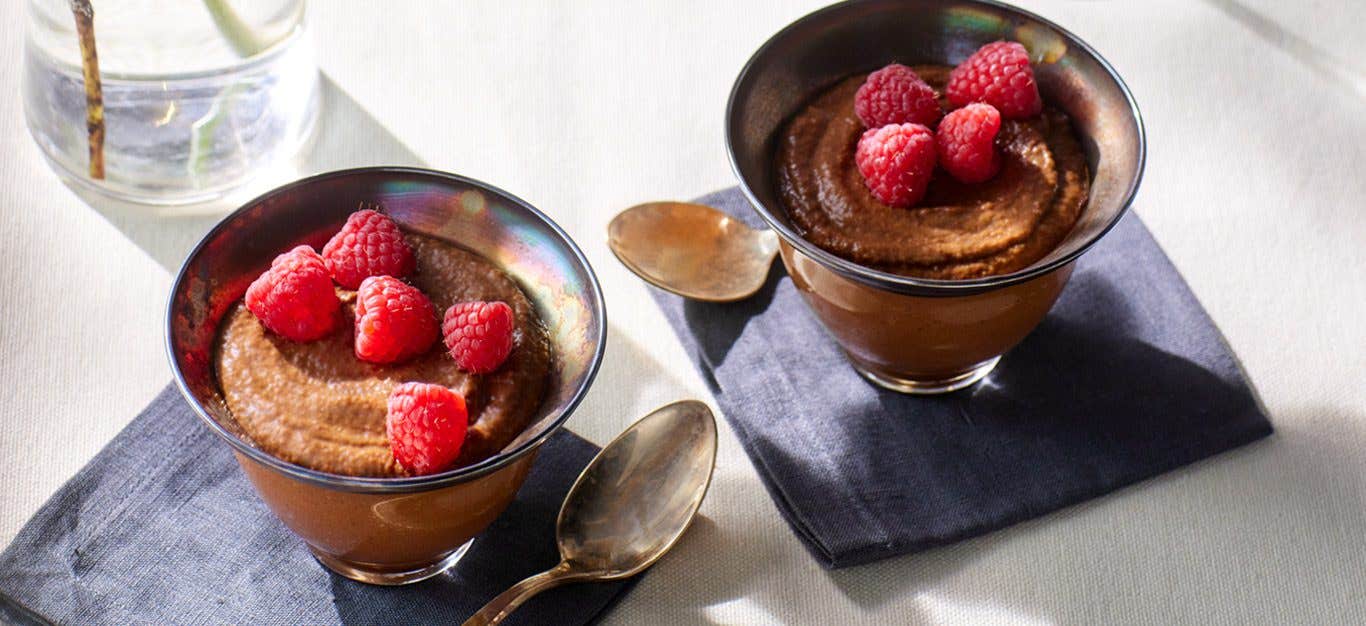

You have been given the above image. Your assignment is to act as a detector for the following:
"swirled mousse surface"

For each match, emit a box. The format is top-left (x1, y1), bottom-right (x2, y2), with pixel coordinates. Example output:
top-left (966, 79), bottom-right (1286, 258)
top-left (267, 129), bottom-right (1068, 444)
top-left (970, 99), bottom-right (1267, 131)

top-left (775, 66), bottom-right (1090, 279)
top-left (215, 234), bottom-right (551, 478)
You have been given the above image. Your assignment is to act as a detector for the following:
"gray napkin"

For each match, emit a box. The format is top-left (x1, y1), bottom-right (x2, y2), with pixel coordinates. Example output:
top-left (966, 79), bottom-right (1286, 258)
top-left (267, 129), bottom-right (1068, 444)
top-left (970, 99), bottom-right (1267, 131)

top-left (649, 187), bottom-right (1273, 569)
top-left (0, 386), bottom-right (637, 625)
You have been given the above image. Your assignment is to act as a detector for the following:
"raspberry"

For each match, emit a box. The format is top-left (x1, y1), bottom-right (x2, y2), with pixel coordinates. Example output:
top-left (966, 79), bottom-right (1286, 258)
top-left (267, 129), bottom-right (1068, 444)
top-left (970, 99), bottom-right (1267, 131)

top-left (321, 209), bottom-right (416, 290)
top-left (386, 382), bottom-right (468, 476)
top-left (854, 123), bottom-right (937, 208)
top-left (946, 41), bottom-right (1042, 119)
top-left (854, 63), bottom-right (942, 128)
top-left (936, 103), bottom-right (1002, 183)
top-left (442, 301), bottom-right (515, 374)
top-left (354, 276), bottom-right (439, 364)
top-left (244, 245), bottom-right (340, 342)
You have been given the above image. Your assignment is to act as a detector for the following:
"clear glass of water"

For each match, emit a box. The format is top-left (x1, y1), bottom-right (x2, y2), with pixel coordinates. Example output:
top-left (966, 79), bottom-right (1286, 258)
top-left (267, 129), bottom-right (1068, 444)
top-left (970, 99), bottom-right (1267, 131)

top-left (23, 0), bottom-right (319, 205)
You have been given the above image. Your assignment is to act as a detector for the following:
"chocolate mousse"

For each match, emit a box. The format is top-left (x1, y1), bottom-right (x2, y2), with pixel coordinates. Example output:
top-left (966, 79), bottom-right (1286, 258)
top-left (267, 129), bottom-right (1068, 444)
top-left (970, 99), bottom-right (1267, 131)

top-left (775, 65), bottom-right (1090, 279)
top-left (215, 233), bottom-right (551, 478)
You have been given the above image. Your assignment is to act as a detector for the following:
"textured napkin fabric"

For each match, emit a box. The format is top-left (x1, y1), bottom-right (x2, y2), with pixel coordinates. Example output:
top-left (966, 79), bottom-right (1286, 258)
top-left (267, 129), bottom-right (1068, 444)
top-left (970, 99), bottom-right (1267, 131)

top-left (650, 188), bottom-right (1274, 569)
top-left (0, 386), bottom-right (636, 625)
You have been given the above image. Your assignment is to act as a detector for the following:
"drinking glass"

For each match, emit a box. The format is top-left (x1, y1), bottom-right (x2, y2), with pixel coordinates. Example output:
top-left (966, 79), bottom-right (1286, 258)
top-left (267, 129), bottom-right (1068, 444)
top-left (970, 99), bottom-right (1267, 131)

top-left (23, 0), bottom-right (319, 204)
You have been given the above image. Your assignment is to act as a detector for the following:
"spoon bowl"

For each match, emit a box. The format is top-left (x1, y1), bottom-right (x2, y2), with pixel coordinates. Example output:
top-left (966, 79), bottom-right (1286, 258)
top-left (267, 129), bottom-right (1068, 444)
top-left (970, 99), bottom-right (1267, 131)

top-left (608, 202), bottom-right (779, 302)
top-left (464, 400), bottom-right (718, 625)
top-left (557, 399), bottom-right (718, 577)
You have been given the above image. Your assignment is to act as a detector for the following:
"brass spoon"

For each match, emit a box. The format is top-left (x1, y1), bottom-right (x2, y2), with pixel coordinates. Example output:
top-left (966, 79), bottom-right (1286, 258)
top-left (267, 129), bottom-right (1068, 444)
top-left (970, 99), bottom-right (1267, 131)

top-left (608, 202), bottom-right (779, 302)
top-left (462, 400), bottom-right (718, 626)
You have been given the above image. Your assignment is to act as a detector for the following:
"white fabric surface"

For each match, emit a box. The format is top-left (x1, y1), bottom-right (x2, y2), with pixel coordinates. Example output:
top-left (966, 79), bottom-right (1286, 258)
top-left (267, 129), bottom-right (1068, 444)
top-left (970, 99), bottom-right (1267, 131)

top-left (2, 0), bottom-right (1363, 623)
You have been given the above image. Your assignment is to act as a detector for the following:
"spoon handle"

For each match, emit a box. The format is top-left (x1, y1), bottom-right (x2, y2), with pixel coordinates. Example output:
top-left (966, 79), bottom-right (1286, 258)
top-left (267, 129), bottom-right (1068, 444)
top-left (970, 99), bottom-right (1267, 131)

top-left (462, 561), bottom-right (578, 626)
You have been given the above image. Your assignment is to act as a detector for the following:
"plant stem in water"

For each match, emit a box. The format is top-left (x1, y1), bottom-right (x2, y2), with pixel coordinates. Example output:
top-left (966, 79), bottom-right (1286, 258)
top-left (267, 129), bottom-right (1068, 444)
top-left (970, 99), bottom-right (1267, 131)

top-left (189, 0), bottom-right (283, 179)
top-left (70, 0), bottom-right (104, 180)
top-left (203, 0), bottom-right (273, 57)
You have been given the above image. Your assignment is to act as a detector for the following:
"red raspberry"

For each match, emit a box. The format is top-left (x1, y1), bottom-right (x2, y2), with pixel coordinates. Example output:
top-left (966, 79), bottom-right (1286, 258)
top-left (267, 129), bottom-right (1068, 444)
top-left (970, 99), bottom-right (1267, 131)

top-left (244, 245), bottom-right (340, 342)
top-left (855, 123), bottom-right (937, 208)
top-left (936, 103), bottom-right (1002, 183)
top-left (321, 209), bottom-right (416, 290)
top-left (354, 276), bottom-right (439, 364)
top-left (946, 41), bottom-right (1042, 119)
top-left (854, 63), bottom-right (942, 128)
top-left (386, 382), bottom-right (468, 475)
top-left (442, 301), bottom-right (515, 374)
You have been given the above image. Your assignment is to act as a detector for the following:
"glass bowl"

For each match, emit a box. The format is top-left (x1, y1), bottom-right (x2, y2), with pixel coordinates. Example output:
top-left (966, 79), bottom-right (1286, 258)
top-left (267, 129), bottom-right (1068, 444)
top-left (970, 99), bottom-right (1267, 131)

top-left (726, 0), bottom-right (1145, 393)
top-left (166, 167), bottom-right (606, 584)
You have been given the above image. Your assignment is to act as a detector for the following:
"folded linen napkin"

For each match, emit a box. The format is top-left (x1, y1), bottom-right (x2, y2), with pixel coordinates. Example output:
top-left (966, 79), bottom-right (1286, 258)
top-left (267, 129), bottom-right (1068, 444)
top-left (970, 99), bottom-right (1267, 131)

top-left (648, 187), bottom-right (1273, 568)
top-left (0, 386), bottom-right (637, 625)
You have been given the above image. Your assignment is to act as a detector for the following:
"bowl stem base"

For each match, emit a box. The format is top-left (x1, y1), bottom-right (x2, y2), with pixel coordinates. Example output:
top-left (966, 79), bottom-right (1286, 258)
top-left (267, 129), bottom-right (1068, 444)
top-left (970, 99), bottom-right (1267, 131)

top-left (309, 538), bottom-right (473, 586)
top-left (849, 355), bottom-right (1000, 395)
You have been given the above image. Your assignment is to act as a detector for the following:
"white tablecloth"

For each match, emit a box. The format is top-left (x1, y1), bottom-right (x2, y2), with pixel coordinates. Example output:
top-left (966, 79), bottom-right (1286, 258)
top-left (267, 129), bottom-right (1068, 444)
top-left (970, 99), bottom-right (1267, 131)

top-left (2, 1), bottom-right (1363, 623)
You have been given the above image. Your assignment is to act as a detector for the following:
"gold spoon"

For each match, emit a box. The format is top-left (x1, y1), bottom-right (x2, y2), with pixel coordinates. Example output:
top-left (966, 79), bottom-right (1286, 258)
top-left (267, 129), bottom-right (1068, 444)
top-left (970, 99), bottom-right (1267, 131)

top-left (462, 400), bottom-right (718, 626)
top-left (608, 202), bottom-right (779, 303)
